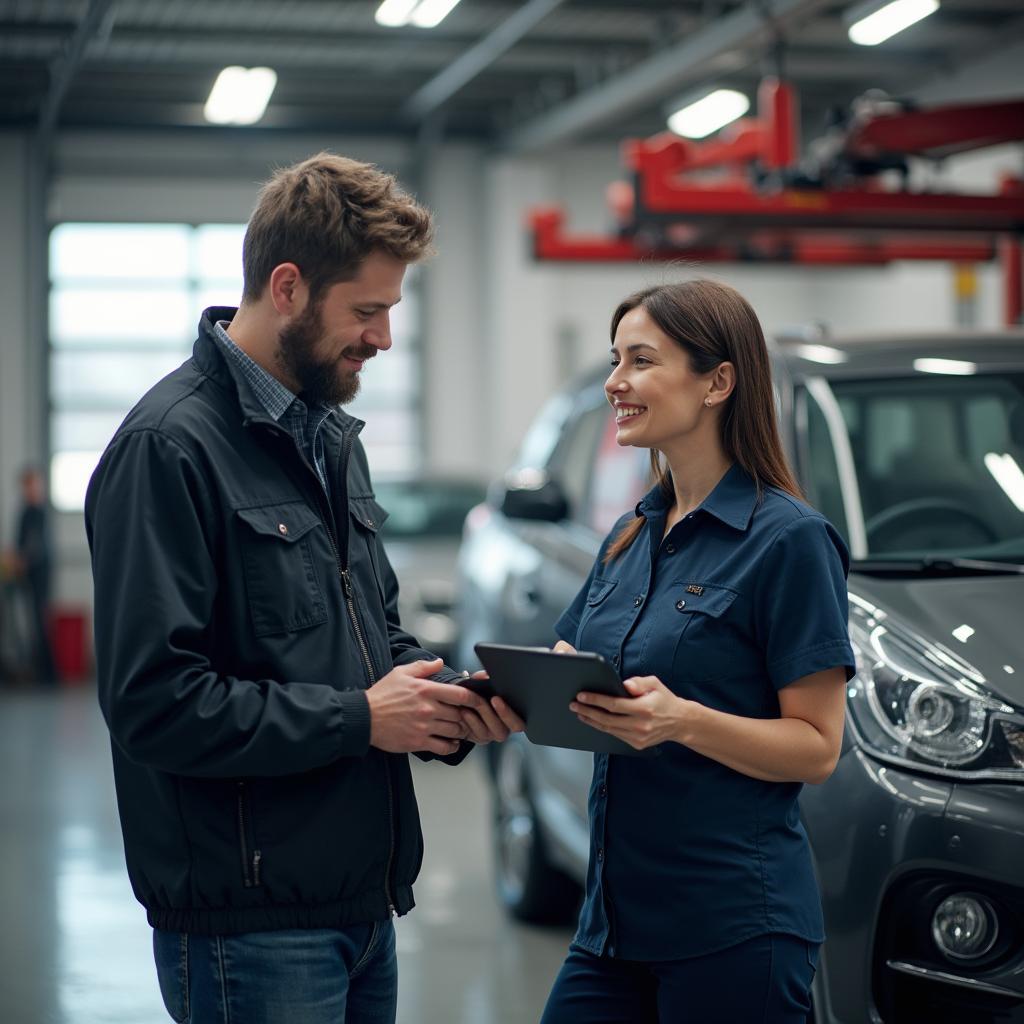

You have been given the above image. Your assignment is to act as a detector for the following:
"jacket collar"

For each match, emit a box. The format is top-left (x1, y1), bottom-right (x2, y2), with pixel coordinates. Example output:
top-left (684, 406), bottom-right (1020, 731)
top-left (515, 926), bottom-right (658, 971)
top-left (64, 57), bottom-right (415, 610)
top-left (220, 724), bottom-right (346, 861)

top-left (636, 462), bottom-right (758, 532)
top-left (193, 307), bottom-right (364, 436)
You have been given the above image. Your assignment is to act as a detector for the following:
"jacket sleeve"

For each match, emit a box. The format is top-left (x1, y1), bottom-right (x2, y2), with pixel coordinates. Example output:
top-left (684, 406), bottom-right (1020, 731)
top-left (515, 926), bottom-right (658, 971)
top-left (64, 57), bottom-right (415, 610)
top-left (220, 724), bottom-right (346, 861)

top-left (86, 428), bottom-right (371, 779)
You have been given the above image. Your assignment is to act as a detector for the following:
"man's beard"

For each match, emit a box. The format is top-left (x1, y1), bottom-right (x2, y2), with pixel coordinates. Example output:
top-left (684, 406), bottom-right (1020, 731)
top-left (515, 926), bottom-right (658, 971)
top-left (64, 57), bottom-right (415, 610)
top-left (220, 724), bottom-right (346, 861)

top-left (275, 301), bottom-right (375, 407)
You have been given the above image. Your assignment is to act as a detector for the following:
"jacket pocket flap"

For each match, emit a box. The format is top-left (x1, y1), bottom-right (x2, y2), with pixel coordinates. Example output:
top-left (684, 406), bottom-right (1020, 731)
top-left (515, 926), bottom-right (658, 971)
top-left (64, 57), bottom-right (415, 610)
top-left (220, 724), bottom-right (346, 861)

top-left (586, 577), bottom-right (618, 606)
top-left (236, 502), bottom-right (322, 543)
top-left (673, 583), bottom-right (738, 617)
top-left (349, 497), bottom-right (389, 533)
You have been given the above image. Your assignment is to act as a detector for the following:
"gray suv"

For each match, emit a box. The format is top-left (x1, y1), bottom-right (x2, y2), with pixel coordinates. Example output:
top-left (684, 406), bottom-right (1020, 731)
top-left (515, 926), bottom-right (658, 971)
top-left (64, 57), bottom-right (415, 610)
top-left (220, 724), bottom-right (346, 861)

top-left (455, 330), bottom-right (1024, 1024)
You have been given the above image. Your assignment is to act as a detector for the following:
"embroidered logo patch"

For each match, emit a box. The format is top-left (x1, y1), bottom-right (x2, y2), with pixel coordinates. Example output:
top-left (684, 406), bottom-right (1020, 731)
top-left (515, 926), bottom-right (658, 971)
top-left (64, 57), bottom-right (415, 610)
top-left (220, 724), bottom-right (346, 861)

top-left (686, 584), bottom-right (704, 596)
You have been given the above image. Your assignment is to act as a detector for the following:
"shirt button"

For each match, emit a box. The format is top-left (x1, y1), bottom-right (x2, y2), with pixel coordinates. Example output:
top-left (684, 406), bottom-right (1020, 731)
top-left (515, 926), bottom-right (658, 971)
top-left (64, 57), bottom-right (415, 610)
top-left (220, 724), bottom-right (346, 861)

top-left (634, 595), bottom-right (643, 607)
top-left (611, 655), bottom-right (620, 668)
top-left (676, 599), bottom-right (686, 610)
top-left (596, 847), bottom-right (604, 862)
top-left (598, 784), bottom-right (607, 797)
top-left (666, 543), bottom-right (675, 554)
top-left (278, 523), bottom-right (289, 536)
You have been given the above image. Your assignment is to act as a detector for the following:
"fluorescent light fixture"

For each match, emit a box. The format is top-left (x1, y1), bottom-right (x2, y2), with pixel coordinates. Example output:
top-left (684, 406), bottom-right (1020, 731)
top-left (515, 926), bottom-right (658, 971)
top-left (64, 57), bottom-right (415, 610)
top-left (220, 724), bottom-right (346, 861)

top-left (848, 0), bottom-right (939, 46)
top-left (375, 0), bottom-right (419, 26)
top-left (952, 624), bottom-right (975, 644)
top-left (792, 343), bottom-right (849, 365)
top-left (375, 0), bottom-right (462, 28)
top-left (411, 0), bottom-right (462, 28)
top-left (204, 66), bottom-right (277, 125)
top-left (912, 357), bottom-right (977, 375)
top-left (667, 89), bottom-right (750, 139)
top-left (984, 452), bottom-right (1024, 513)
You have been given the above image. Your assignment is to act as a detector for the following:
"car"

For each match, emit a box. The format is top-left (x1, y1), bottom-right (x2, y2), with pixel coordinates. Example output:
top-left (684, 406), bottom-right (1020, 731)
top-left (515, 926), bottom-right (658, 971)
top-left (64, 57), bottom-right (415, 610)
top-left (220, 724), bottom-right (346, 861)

top-left (372, 475), bottom-right (487, 665)
top-left (455, 329), bottom-right (1024, 1024)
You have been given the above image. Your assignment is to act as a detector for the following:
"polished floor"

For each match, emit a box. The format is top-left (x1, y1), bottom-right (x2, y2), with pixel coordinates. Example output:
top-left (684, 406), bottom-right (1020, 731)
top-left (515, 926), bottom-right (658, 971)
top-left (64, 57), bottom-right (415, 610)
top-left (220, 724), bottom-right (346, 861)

top-left (0, 685), bottom-right (571, 1024)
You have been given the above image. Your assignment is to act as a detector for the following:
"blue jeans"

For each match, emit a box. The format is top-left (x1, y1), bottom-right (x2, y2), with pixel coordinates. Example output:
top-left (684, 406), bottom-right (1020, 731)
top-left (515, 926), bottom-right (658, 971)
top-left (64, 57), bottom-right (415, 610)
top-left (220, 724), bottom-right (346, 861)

top-left (153, 921), bottom-right (397, 1024)
top-left (541, 933), bottom-right (818, 1024)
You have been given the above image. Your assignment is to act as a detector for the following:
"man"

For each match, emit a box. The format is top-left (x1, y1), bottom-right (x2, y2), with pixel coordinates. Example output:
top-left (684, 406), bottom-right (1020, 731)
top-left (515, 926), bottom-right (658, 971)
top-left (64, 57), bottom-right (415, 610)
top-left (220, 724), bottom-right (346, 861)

top-left (11, 465), bottom-right (57, 684)
top-left (85, 153), bottom-right (521, 1024)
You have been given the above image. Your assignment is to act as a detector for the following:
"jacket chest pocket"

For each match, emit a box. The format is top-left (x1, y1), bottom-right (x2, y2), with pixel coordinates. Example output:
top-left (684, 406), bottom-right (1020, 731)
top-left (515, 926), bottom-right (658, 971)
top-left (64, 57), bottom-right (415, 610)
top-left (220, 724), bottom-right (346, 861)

top-left (236, 502), bottom-right (329, 638)
top-left (670, 582), bottom-right (744, 683)
top-left (347, 497), bottom-right (390, 603)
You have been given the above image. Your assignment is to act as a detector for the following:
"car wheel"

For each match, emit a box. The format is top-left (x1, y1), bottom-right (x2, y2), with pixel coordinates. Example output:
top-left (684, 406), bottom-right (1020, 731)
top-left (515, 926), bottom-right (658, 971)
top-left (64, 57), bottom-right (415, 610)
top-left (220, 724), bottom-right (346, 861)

top-left (491, 735), bottom-right (581, 924)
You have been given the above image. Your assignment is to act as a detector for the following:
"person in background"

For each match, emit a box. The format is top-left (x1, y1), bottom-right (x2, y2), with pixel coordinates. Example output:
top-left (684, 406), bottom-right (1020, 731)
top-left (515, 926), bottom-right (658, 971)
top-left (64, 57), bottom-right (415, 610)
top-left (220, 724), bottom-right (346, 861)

top-left (85, 152), bottom-right (522, 1024)
top-left (540, 279), bottom-right (855, 1024)
top-left (7, 465), bottom-right (57, 685)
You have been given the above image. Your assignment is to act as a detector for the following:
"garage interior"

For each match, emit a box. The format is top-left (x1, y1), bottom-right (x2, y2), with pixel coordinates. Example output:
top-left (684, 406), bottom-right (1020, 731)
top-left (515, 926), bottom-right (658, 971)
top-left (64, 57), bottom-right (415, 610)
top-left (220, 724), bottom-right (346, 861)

top-left (0, 1), bottom-right (1022, 1021)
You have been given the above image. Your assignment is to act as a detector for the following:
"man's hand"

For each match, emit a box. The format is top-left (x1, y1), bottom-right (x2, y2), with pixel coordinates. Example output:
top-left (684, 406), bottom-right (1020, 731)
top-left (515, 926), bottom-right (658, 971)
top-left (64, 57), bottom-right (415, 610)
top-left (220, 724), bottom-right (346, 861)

top-left (458, 671), bottom-right (526, 745)
top-left (367, 659), bottom-right (486, 756)
top-left (553, 640), bottom-right (577, 655)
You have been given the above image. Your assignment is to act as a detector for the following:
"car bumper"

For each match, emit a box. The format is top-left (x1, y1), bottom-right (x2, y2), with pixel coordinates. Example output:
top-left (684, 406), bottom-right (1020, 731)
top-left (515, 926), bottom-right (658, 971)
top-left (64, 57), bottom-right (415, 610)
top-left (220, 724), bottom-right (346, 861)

top-left (802, 747), bottom-right (1024, 1024)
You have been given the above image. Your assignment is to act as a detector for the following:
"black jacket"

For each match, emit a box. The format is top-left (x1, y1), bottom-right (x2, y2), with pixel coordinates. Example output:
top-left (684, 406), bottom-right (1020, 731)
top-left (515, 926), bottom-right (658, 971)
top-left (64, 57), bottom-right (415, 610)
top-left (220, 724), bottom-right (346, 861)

top-left (85, 308), bottom-right (468, 936)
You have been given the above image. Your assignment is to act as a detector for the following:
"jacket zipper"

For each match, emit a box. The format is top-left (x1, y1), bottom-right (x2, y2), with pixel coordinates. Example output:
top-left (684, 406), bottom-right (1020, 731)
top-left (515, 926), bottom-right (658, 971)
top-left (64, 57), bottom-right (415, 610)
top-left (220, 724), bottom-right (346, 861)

top-left (285, 426), bottom-right (399, 917)
top-left (236, 781), bottom-right (261, 888)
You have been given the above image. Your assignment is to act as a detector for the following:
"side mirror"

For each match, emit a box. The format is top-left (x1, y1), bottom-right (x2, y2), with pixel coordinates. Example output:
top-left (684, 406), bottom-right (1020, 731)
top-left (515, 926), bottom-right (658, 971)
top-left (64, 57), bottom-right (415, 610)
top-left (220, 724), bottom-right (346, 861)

top-left (498, 469), bottom-right (569, 522)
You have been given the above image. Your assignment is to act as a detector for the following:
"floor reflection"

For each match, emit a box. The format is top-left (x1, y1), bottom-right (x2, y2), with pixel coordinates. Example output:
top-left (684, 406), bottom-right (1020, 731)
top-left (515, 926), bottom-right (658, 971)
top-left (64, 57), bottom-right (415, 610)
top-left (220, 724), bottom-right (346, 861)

top-left (1, 687), bottom-right (570, 1024)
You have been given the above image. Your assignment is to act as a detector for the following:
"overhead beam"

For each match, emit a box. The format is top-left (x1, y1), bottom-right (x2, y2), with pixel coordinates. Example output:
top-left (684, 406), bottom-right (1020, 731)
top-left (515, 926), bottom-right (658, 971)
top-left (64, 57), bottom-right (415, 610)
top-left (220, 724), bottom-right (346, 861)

top-left (38, 0), bottom-right (115, 142)
top-left (403, 0), bottom-right (566, 121)
top-left (500, 0), bottom-right (833, 153)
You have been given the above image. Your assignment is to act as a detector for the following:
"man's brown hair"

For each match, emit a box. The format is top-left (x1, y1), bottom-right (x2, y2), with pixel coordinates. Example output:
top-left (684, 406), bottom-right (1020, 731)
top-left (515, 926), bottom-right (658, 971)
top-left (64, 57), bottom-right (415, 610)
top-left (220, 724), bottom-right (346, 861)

top-left (241, 152), bottom-right (434, 303)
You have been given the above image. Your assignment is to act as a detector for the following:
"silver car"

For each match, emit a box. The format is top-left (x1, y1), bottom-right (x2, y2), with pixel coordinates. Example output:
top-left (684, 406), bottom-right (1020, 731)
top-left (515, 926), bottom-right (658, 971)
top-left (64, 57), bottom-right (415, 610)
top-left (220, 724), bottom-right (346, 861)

top-left (456, 330), bottom-right (1024, 1024)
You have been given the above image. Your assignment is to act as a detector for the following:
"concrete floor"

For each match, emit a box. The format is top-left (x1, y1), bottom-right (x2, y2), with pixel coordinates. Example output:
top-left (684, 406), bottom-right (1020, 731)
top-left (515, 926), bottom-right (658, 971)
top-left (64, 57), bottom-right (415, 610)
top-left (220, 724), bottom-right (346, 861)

top-left (0, 686), bottom-right (571, 1024)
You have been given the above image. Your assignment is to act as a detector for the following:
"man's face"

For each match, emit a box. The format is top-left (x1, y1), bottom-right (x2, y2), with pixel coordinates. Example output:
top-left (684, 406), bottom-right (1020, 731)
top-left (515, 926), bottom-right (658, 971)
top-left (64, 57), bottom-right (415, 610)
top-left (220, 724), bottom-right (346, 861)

top-left (276, 250), bottom-right (407, 406)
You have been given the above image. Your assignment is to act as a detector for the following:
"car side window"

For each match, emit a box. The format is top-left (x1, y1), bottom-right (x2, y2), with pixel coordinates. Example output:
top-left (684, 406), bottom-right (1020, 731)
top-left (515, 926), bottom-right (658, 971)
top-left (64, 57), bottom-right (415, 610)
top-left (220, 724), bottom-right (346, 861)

top-left (803, 389), bottom-right (851, 541)
top-left (548, 402), bottom-right (608, 525)
top-left (588, 413), bottom-right (650, 536)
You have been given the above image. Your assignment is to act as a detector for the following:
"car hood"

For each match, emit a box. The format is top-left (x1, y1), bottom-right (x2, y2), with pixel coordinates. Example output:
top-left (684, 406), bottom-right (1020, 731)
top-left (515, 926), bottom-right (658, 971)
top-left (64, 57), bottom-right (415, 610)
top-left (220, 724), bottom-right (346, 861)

top-left (849, 572), bottom-right (1024, 706)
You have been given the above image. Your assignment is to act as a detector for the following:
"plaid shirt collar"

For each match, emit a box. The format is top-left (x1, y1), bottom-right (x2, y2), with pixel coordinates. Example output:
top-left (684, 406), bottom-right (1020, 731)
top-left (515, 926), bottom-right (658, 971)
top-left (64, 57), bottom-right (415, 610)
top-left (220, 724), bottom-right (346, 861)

top-left (212, 320), bottom-right (299, 423)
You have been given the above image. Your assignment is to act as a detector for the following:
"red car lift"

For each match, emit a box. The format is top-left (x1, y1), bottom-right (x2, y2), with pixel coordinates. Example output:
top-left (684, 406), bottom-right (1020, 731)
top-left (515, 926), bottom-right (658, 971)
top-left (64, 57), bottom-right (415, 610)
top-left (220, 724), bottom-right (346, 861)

top-left (528, 80), bottom-right (1024, 325)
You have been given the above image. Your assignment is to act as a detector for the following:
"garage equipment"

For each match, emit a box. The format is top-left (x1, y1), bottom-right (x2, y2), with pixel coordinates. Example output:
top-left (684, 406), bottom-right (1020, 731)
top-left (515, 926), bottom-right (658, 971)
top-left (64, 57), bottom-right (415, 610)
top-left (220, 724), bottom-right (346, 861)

top-left (528, 79), bottom-right (1024, 324)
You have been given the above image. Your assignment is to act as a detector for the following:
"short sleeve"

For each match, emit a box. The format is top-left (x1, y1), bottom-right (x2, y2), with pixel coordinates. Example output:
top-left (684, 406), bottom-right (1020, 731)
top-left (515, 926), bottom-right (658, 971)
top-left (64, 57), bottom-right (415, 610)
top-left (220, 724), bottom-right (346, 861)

top-left (754, 515), bottom-right (856, 690)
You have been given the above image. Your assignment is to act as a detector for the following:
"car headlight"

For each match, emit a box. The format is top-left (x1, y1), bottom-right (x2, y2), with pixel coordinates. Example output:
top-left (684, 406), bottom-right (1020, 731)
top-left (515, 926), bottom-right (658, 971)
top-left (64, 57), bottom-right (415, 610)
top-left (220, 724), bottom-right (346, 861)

top-left (846, 595), bottom-right (1024, 779)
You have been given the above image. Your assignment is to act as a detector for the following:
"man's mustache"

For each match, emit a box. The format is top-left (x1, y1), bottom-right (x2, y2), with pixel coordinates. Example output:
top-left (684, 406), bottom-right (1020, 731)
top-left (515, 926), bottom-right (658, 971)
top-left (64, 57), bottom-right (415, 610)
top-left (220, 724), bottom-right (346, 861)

top-left (341, 344), bottom-right (377, 363)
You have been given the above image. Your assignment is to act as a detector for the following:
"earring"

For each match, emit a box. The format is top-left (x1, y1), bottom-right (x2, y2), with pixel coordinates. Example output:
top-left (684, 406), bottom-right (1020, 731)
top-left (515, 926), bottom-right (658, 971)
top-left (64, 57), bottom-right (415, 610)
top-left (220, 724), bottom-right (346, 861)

top-left (704, 397), bottom-right (712, 407)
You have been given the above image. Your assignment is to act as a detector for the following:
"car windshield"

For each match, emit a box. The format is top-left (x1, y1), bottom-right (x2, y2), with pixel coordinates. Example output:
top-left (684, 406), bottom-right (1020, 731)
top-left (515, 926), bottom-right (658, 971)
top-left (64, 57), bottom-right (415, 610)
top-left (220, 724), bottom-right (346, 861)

top-left (373, 479), bottom-right (487, 539)
top-left (804, 372), bottom-right (1024, 563)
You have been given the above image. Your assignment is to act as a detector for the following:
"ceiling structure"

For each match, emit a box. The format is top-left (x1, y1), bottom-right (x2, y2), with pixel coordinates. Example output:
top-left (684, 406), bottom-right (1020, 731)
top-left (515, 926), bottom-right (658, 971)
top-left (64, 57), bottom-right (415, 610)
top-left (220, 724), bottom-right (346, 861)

top-left (1, 0), bottom-right (1022, 154)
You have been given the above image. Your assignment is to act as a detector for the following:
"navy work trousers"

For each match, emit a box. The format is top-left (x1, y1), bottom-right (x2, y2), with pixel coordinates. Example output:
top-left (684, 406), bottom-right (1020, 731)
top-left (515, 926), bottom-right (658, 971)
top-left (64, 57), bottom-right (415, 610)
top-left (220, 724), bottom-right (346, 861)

top-left (541, 932), bottom-right (818, 1024)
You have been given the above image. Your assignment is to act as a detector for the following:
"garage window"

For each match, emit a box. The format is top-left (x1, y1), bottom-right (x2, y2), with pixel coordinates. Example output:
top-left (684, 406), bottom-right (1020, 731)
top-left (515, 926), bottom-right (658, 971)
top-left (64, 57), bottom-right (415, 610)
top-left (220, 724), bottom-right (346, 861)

top-left (49, 223), bottom-right (421, 511)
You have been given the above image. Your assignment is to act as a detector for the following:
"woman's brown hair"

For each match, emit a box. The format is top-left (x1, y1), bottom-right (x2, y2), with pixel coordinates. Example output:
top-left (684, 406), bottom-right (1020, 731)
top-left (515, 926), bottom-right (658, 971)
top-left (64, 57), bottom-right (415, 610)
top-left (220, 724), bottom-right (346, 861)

top-left (604, 278), bottom-right (802, 563)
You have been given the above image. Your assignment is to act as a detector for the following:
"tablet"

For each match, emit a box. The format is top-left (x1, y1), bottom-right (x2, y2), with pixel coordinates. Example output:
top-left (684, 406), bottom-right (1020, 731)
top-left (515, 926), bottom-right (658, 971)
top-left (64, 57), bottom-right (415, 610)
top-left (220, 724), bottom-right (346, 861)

top-left (473, 642), bottom-right (650, 756)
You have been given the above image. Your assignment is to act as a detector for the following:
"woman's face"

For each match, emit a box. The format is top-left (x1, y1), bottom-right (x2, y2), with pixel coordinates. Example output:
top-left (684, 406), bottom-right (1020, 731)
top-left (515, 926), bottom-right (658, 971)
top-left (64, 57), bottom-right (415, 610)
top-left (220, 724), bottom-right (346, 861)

top-left (605, 306), bottom-right (714, 450)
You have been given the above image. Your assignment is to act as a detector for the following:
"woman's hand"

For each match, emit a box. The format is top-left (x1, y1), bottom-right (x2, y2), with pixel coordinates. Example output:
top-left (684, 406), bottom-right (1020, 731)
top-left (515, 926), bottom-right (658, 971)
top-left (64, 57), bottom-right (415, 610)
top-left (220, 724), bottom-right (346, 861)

top-left (571, 675), bottom-right (691, 751)
top-left (553, 640), bottom-right (577, 655)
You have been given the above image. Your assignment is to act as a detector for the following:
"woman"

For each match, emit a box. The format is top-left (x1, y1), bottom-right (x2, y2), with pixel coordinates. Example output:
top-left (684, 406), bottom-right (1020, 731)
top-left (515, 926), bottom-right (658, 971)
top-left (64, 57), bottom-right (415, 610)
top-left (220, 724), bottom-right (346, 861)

top-left (539, 279), bottom-right (855, 1024)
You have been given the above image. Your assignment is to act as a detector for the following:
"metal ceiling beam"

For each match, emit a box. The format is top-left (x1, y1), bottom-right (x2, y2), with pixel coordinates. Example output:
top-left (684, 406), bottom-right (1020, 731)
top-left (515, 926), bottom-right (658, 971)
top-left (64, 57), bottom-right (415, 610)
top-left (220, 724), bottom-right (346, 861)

top-left (500, 0), bottom-right (833, 153)
top-left (403, 0), bottom-right (567, 121)
top-left (38, 0), bottom-right (115, 142)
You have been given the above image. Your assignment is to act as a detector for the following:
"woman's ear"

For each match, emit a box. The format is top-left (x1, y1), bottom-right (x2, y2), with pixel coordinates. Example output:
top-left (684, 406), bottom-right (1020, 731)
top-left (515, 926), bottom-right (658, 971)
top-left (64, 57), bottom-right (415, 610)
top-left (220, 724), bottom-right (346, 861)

top-left (709, 361), bottom-right (736, 403)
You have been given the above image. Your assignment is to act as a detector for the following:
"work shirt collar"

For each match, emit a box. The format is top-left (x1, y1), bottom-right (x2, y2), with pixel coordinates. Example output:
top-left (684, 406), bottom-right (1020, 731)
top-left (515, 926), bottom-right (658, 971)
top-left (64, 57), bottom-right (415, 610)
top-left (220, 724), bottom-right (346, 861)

top-left (636, 462), bottom-right (759, 532)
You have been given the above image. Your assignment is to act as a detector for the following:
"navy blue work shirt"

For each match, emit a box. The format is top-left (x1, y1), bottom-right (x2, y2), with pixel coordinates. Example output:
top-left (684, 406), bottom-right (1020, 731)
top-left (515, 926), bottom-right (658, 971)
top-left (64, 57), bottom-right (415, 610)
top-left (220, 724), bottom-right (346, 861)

top-left (554, 464), bottom-right (856, 962)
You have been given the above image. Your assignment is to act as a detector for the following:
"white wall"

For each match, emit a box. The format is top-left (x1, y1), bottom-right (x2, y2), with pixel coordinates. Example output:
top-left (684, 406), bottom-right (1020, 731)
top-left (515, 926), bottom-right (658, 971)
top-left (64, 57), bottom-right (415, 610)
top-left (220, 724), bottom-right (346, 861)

top-left (0, 35), bottom-right (1020, 619)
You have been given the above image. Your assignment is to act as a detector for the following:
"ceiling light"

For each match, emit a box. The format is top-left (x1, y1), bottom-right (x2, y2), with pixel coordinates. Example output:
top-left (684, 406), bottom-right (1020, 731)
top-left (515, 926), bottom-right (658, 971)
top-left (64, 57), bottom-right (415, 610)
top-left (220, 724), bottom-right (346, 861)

top-left (912, 357), bottom-right (977, 375)
top-left (375, 0), bottom-right (419, 27)
top-left (792, 343), bottom-right (849, 365)
top-left (667, 89), bottom-right (750, 140)
top-left (204, 66), bottom-right (277, 126)
top-left (847, 0), bottom-right (939, 46)
top-left (375, 0), bottom-right (462, 28)
top-left (984, 453), bottom-right (1024, 513)
top-left (410, 0), bottom-right (462, 28)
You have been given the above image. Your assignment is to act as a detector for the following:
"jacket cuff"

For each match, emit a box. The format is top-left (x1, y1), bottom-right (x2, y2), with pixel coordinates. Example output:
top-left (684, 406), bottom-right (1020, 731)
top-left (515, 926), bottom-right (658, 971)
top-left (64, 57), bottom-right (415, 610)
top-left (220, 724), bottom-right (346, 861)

top-left (336, 689), bottom-right (372, 757)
